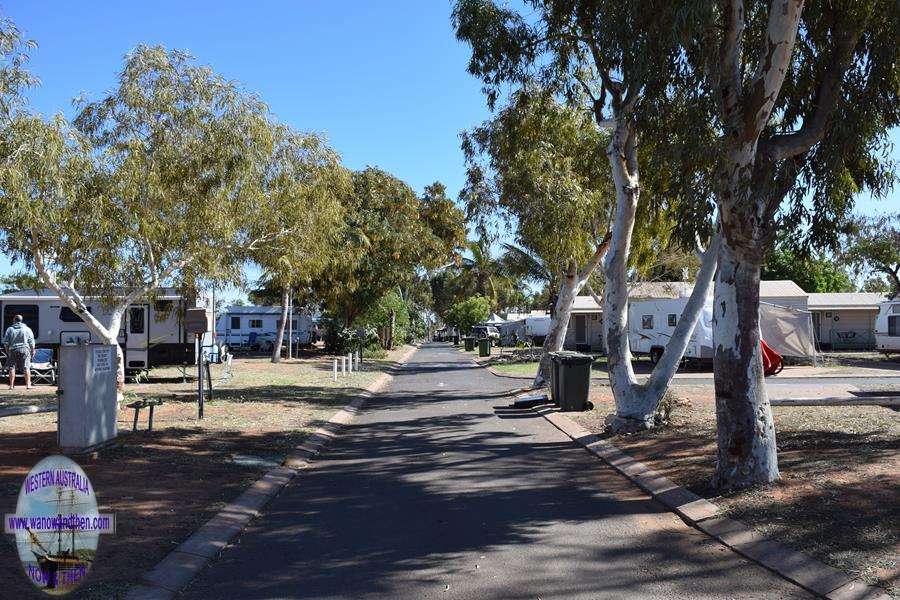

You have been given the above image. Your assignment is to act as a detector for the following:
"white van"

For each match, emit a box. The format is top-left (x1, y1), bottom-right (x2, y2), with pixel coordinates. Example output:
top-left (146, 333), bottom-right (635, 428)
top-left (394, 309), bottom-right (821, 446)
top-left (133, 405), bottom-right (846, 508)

top-left (874, 299), bottom-right (900, 353)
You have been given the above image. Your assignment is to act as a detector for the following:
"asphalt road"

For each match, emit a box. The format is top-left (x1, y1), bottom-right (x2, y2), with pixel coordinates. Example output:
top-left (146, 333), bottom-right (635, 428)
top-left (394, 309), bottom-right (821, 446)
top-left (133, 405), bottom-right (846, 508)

top-left (183, 343), bottom-right (811, 599)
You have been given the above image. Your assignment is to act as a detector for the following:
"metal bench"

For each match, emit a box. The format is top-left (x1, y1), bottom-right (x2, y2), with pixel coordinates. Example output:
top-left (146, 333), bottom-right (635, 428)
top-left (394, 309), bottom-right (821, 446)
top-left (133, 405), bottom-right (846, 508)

top-left (126, 399), bottom-right (164, 431)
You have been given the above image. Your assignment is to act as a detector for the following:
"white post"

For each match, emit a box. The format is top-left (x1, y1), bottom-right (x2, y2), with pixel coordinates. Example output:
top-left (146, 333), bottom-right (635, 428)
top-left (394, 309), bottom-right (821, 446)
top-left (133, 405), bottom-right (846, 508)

top-left (333, 358), bottom-right (338, 382)
top-left (287, 289), bottom-right (293, 360)
top-left (347, 352), bottom-right (353, 374)
top-left (341, 356), bottom-right (346, 376)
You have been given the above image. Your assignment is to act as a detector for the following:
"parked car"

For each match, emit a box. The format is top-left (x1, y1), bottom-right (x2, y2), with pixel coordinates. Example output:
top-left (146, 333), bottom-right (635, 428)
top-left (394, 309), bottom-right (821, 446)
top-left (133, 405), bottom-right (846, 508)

top-left (471, 325), bottom-right (500, 341)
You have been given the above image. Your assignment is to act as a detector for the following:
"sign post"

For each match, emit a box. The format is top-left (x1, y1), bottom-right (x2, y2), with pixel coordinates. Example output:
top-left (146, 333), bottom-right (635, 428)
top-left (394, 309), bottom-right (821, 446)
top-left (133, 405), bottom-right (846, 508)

top-left (184, 308), bottom-right (213, 419)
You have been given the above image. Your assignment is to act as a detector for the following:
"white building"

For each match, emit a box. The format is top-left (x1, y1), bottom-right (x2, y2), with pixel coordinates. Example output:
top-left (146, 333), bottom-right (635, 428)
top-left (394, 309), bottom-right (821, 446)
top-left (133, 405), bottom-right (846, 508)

top-left (808, 292), bottom-right (886, 350)
top-left (563, 280), bottom-right (810, 352)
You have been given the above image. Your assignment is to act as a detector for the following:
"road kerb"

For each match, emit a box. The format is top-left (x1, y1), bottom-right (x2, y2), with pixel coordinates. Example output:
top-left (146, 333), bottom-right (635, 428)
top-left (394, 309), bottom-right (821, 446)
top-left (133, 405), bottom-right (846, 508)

top-left (533, 405), bottom-right (888, 599)
top-left (124, 344), bottom-right (418, 600)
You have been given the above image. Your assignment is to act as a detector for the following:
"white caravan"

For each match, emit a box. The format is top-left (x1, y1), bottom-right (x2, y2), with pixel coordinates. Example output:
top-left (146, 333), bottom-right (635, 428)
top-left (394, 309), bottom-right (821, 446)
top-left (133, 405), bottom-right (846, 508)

top-left (629, 298), bottom-right (816, 364)
top-left (628, 298), bottom-right (714, 364)
top-left (499, 316), bottom-right (551, 346)
top-left (874, 299), bottom-right (900, 353)
top-left (216, 305), bottom-right (314, 351)
top-left (0, 288), bottom-right (199, 373)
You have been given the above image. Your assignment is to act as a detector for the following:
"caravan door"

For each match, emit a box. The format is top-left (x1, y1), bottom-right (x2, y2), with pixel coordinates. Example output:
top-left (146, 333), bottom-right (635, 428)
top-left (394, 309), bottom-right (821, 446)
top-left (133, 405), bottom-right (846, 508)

top-left (125, 305), bottom-right (149, 371)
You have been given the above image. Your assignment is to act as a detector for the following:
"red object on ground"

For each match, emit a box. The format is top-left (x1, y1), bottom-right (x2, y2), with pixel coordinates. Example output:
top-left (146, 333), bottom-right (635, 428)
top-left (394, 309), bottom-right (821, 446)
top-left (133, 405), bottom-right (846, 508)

top-left (761, 339), bottom-right (783, 376)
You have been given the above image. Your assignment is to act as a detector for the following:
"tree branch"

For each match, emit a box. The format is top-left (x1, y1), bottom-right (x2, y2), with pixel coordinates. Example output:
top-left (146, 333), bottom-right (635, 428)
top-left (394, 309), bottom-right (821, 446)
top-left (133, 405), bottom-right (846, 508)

top-left (719, 0), bottom-right (745, 120)
top-left (578, 231), bottom-right (613, 281)
top-left (760, 26), bottom-right (862, 161)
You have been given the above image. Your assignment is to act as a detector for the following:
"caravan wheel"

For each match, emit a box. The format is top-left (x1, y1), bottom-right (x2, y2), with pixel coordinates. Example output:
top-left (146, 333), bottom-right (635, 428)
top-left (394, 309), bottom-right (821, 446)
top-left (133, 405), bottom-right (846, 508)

top-left (649, 347), bottom-right (663, 365)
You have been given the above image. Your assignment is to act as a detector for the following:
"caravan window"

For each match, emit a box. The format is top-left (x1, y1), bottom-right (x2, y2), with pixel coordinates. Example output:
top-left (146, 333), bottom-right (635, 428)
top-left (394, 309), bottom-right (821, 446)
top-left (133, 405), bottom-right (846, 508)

top-left (249, 319), bottom-right (263, 329)
top-left (641, 315), bottom-right (653, 330)
top-left (230, 316), bottom-right (241, 329)
top-left (889, 316), bottom-right (900, 337)
top-left (129, 307), bottom-right (145, 334)
top-left (60, 306), bottom-right (91, 323)
top-left (667, 314), bottom-right (677, 327)
top-left (3, 304), bottom-right (39, 333)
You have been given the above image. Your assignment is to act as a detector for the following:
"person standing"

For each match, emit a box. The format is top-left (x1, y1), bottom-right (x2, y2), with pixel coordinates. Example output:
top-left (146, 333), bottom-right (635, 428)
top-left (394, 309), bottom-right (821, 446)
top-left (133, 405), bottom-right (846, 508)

top-left (4, 314), bottom-right (36, 389)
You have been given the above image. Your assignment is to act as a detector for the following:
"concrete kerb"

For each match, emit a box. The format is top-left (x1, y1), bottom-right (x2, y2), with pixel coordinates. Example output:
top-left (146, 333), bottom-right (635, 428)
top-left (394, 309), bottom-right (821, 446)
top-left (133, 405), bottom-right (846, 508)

top-left (124, 344), bottom-right (419, 600)
top-left (533, 404), bottom-right (890, 599)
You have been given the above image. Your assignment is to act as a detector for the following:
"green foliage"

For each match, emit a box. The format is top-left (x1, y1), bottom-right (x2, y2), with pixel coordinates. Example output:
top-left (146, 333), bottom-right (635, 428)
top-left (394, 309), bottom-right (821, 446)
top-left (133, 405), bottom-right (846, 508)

top-left (0, 43), bottom-right (279, 303)
top-left (313, 169), bottom-right (466, 325)
top-left (249, 124), bottom-right (349, 293)
top-left (461, 90), bottom-right (614, 274)
top-left (761, 247), bottom-right (854, 294)
top-left (0, 270), bottom-right (39, 293)
top-left (445, 295), bottom-right (491, 334)
top-left (841, 213), bottom-right (900, 297)
top-left (453, 0), bottom-right (717, 250)
top-left (357, 290), bottom-right (411, 347)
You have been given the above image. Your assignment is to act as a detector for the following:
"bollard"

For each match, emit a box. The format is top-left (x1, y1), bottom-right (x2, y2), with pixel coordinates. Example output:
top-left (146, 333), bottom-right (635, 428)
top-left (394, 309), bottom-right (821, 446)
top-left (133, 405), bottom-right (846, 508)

top-left (341, 356), bottom-right (346, 376)
top-left (333, 358), bottom-right (338, 382)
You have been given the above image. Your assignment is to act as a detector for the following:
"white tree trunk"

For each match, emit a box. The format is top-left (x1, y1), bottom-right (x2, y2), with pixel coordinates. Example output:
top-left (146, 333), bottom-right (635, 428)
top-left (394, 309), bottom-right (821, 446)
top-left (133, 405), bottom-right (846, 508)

top-left (271, 288), bottom-right (289, 363)
top-left (603, 123), bottom-right (641, 413)
top-left (601, 121), bottom-right (724, 432)
top-left (712, 238), bottom-right (779, 489)
top-left (534, 265), bottom-right (578, 387)
top-left (609, 235), bottom-right (721, 431)
top-left (534, 239), bottom-right (611, 388)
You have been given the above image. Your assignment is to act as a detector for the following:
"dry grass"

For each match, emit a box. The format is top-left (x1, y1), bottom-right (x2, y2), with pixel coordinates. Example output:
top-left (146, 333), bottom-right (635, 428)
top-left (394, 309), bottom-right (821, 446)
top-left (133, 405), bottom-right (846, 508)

top-left (570, 385), bottom-right (900, 595)
top-left (0, 347), bottom-right (412, 599)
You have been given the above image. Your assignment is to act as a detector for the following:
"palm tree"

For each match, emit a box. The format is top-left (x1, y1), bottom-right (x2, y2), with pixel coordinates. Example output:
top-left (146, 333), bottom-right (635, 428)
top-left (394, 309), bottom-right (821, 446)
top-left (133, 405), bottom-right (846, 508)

top-left (459, 237), bottom-right (515, 309)
top-left (500, 243), bottom-right (554, 306)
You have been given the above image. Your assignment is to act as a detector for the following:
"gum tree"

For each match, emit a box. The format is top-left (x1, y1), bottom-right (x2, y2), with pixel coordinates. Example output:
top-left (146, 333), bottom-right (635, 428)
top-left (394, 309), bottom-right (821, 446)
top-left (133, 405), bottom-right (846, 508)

top-left (0, 45), bottom-right (277, 388)
top-left (313, 170), bottom-right (467, 327)
top-left (250, 125), bottom-right (349, 363)
top-left (461, 90), bottom-right (613, 386)
top-left (682, 0), bottom-right (899, 488)
top-left (453, 0), bottom-right (720, 429)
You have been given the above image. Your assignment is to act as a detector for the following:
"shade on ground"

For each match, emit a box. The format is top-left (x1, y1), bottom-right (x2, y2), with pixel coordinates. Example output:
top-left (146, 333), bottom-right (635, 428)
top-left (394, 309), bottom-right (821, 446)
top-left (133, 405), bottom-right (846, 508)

top-left (183, 343), bottom-right (811, 599)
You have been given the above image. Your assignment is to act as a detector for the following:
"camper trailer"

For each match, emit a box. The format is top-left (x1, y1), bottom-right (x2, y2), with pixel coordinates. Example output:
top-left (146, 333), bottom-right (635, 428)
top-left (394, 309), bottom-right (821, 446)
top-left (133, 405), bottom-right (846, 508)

top-left (0, 288), bottom-right (200, 373)
top-left (216, 305), bottom-right (314, 351)
top-left (875, 299), bottom-right (900, 354)
top-left (628, 298), bottom-right (816, 364)
top-left (628, 298), bottom-right (714, 364)
top-left (499, 314), bottom-right (551, 346)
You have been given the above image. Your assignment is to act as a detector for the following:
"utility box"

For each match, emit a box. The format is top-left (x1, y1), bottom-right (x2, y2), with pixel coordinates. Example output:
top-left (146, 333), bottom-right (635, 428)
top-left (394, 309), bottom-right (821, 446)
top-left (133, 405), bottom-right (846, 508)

top-left (57, 343), bottom-right (119, 453)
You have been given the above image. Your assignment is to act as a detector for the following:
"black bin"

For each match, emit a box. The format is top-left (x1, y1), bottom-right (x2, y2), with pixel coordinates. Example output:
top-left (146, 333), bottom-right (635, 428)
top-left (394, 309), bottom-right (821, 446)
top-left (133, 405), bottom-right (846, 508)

top-left (550, 351), bottom-right (594, 411)
top-left (463, 336), bottom-right (475, 351)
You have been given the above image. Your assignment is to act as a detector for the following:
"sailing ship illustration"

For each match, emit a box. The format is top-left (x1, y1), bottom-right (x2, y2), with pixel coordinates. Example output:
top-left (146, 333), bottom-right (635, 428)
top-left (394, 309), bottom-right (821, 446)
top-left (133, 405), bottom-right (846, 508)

top-left (23, 487), bottom-right (94, 593)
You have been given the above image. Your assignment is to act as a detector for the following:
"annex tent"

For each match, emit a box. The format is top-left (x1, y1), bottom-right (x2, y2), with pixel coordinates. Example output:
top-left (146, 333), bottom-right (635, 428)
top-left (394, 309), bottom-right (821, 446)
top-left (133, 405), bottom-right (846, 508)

top-left (759, 302), bottom-right (816, 360)
top-left (483, 313), bottom-right (507, 325)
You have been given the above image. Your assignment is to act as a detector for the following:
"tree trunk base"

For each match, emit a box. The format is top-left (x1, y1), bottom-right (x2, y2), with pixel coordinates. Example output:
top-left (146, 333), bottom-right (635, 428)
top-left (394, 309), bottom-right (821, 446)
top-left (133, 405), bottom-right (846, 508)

top-left (606, 413), bottom-right (655, 434)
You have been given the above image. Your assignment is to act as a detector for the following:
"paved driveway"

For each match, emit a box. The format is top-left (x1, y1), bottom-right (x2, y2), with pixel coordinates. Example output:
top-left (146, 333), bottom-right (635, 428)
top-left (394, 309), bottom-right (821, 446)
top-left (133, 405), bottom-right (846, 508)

top-left (183, 343), bottom-right (810, 599)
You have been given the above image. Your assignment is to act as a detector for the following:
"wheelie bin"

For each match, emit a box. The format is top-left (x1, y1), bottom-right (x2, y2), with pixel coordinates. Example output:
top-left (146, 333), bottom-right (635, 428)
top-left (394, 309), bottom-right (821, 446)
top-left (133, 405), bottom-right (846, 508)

top-left (478, 338), bottom-right (491, 357)
top-left (463, 336), bottom-right (475, 351)
top-left (552, 351), bottom-right (594, 411)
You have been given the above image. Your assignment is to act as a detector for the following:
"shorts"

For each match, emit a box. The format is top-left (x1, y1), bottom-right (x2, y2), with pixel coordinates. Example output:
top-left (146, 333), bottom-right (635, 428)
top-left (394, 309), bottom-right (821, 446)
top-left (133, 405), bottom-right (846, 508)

top-left (6, 348), bottom-right (31, 372)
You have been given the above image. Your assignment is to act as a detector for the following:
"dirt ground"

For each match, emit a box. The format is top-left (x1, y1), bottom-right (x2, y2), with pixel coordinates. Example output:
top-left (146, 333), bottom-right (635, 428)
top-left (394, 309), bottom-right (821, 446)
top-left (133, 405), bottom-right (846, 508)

top-left (570, 383), bottom-right (900, 596)
top-left (0, 348), bottom-right (410, 599)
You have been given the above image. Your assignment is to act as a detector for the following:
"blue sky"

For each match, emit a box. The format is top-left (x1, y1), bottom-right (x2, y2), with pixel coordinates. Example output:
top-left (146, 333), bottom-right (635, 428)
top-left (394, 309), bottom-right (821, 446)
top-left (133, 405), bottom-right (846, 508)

top-left (1, 1), bottom-right (897, 298)
top-left (0, 1), bottom-right (493, 296)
